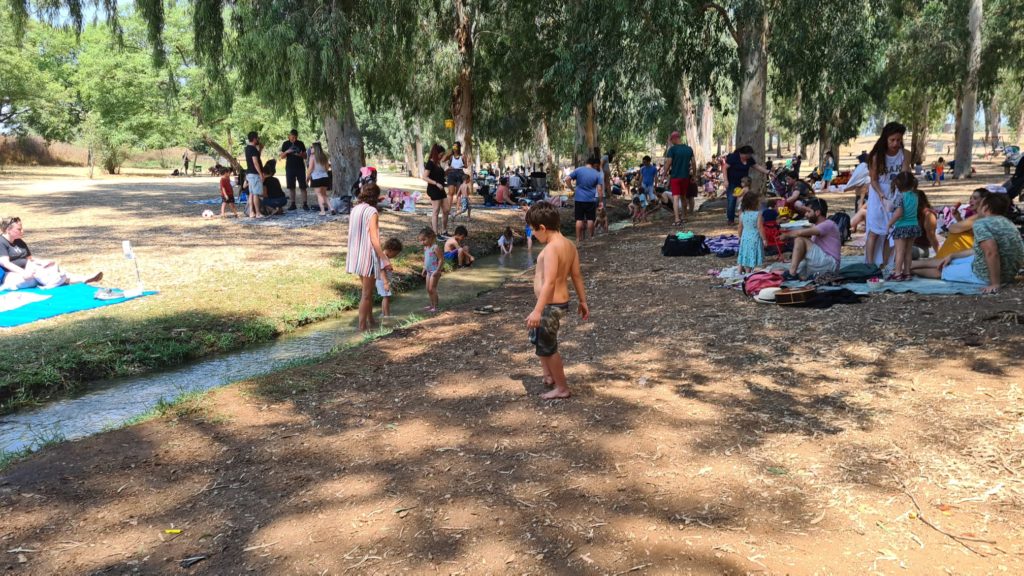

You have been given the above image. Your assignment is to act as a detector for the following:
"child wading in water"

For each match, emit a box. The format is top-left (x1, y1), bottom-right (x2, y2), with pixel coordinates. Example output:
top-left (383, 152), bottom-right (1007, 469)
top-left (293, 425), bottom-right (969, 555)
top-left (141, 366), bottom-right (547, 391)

top-left (419, 227), bottom-right (442, 312)
top-left (737, 191), bottom-right (765, 272)
top-left (887, 172), bottom-right (922, 281)
top-left (525, 201), bottom-right (589, 399)
top-left (376, 238), bottom-right (403, 318)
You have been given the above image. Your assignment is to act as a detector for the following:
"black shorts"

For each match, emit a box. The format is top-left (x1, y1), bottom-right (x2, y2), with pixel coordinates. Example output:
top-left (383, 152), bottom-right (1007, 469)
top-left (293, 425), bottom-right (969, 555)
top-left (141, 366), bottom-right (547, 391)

top-left (285, 167), bottom-right (307, 190)
top-left (574, 201), bottom-right (597, 222)
top-left (310, 177), bottom-right (330, 188)
top-left (529, 303), bottom-right (568, 357)
top-left (221, 193), bottom-right (235, 204)
top-left (427, 186), bottom-right (447, 201)
top-left (446, 170), bottom-right (465, 185)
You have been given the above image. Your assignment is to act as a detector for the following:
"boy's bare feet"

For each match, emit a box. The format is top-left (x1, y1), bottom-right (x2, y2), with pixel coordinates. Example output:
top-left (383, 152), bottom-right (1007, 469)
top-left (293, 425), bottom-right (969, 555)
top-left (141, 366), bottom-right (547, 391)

top-left (541, 387), bottom-right (571, 399)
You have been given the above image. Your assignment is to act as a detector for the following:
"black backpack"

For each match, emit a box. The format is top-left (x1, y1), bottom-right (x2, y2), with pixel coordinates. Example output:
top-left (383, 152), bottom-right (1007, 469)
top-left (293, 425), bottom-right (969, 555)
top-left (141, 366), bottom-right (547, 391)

top-left (829, 212), bottom-right (852, 244)
top-left (661, 234), bottom-right (709, 257)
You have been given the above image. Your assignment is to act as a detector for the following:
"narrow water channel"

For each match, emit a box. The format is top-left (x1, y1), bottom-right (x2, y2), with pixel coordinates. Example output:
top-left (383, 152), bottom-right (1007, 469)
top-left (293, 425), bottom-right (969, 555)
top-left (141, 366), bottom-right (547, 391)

top-left (0, 248), bottom-right (538, 455)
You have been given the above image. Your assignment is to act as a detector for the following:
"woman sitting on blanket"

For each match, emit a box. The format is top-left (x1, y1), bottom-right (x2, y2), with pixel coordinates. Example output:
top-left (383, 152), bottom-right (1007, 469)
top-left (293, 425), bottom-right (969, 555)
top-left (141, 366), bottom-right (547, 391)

top-left (934, 188), bottom-right (988, 259)
top-left (0, 217), bottom-right (103, 290)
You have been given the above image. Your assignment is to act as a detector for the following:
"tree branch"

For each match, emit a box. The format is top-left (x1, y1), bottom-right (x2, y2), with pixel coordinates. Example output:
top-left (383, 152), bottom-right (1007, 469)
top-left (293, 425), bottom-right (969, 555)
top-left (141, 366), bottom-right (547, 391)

top-left (701, 2), bottom-right (739, 44)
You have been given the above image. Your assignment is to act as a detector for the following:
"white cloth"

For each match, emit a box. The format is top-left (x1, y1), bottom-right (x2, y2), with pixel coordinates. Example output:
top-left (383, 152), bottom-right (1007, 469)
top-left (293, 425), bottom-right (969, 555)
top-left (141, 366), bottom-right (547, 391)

top-left (847, 162), bottom-right (870, 188)
top-left (449, 155), bottom-right (465, 170)
top-left (797, 242), bottom-right (840, 277)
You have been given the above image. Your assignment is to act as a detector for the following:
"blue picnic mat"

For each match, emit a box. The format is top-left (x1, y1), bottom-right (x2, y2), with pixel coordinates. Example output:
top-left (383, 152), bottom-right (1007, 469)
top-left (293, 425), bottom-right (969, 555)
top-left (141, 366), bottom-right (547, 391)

top-left (845, 277), bottom-right (984, 296)
top-left (186, 198), bottom-right (222, 205)
top-left (0, 284), bottom-right (157, 328)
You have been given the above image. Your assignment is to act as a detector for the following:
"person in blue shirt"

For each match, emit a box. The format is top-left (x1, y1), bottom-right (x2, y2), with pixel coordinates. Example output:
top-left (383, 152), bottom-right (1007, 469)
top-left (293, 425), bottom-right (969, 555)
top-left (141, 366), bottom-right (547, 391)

top-left (639, 155), bottom-right (659, 205)
top-left (564, 156), bottom-right (604, 242)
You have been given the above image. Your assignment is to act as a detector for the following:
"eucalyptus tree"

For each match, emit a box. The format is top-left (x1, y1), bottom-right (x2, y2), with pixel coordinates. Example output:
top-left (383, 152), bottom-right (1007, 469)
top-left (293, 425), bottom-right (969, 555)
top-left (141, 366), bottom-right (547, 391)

top-left (770, 0), bottom-right (887, 169)
top-left (953, 0), bottom-right (983, 178)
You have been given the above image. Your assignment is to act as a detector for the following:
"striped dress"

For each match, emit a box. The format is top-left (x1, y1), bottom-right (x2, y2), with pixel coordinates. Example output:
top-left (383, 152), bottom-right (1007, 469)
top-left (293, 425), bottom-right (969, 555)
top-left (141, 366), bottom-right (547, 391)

top-left (346, 202), bottom-right (378, 277)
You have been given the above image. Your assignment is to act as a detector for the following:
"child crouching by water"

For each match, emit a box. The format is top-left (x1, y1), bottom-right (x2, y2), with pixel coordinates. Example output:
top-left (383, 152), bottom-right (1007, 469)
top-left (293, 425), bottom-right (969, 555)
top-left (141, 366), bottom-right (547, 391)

top-left (525, 201), bottom-right (589, 399)
top-left (497, 226), bottom-right (520, 255)
top-left (418, 227), bottom-right (442, 313)
top-left (376, 238), bottom-right (403, 318)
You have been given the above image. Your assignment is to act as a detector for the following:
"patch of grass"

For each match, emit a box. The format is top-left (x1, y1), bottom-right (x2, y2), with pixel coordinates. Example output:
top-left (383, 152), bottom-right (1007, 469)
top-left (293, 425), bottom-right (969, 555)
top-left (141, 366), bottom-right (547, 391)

top-left (0, 429), bottom-right (66, 471)
top-left (121, 390), bottom-right (213, 427)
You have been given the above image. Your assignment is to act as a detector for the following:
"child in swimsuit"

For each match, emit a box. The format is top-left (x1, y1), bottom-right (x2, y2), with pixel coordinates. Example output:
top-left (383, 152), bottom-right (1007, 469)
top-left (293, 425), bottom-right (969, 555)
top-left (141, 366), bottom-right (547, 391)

top-left (443, 225), bottom-right (474, 267)
top-left (419, 227), bottom-right (442, 313)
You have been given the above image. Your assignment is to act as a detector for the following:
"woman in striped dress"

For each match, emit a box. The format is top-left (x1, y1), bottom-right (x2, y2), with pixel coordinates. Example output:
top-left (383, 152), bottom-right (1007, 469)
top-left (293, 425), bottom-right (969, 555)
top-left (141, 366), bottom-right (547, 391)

top-left (347, 183), bottom-right (390, 331)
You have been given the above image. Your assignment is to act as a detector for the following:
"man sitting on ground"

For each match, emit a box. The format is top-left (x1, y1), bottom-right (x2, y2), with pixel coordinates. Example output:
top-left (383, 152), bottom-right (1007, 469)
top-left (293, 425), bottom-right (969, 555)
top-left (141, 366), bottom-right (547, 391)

top-left (911, 193), bottom-right (1024, 294)
top-left (261, 160), bottom-right (289, 215)
top-left (781, 198), bottom-right (841, 280)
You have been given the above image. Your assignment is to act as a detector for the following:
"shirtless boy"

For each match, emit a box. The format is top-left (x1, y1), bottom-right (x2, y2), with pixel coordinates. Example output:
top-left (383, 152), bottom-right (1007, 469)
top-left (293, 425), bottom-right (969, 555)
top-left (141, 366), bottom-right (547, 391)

top-left (525, 201), bottom-right (590, 399)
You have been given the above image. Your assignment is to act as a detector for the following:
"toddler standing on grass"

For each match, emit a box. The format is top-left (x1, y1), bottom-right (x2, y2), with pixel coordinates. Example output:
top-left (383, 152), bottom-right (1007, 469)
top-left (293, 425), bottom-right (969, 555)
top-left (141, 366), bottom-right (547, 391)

top-left (737, 191), bottom-right (765, 272)
top-left (887, 172), bottom-right (922, 281)
top-left (525, 201), bottom-right (589, 400)
top-left (219, 168), bottom-right (239, 218)
top-left (419, 227), bottom-right (442, 313)
top-left (376, 238), bottom-right (403, 318)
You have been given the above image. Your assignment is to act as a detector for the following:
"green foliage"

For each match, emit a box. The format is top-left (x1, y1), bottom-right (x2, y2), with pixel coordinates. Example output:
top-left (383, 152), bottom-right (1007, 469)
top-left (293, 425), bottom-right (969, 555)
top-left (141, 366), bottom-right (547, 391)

top-left (0, 9), bottom-right (80, 140)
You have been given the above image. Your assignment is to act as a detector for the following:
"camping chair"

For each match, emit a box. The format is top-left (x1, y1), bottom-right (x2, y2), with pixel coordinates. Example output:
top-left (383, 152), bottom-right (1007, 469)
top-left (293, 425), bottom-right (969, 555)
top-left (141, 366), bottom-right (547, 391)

top-left (763, 219), bottom-right (786, 261)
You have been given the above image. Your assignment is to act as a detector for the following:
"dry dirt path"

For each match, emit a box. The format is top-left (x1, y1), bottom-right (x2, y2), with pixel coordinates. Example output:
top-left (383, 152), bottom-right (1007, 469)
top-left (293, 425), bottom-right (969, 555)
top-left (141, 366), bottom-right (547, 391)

top-left (2, 196), bottom-right (1022, 574)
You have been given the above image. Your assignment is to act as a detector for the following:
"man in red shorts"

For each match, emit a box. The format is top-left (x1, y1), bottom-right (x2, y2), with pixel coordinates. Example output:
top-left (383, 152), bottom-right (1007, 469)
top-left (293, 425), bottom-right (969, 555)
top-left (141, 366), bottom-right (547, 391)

top-left (662, 131), bottom-right (697, 226)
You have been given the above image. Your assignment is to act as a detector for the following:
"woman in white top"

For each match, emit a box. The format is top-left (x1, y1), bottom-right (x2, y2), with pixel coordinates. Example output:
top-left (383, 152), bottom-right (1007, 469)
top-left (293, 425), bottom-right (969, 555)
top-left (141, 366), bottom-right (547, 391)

top-left (306, 142), bottom-right (331, 216)
top-left (444, 142), bottom-right (467, 216)
top-left (865, 122), bottom-right (911, 266)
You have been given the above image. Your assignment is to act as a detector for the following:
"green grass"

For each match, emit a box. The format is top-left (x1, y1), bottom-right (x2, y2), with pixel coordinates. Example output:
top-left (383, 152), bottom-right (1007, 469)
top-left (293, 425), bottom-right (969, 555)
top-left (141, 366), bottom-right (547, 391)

top-left (0, 429), bottom-right (66, 471)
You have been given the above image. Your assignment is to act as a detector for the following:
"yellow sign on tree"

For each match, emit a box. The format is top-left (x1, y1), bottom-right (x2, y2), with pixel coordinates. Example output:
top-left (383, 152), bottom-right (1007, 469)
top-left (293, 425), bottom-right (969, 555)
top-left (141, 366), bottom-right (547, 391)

top-left (444, 119), bottom-right (454, 129)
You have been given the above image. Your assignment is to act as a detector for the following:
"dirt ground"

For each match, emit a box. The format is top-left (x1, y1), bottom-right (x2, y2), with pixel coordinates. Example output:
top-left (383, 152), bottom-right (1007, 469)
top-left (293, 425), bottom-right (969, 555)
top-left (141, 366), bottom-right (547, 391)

top-left (2, 157), bottom-right (1022, 574)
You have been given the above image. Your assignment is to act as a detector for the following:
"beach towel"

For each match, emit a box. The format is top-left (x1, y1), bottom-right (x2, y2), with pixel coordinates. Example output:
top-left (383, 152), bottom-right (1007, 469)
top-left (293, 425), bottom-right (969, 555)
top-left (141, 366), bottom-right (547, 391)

top-left (0, 284), bottom-right (157, 328)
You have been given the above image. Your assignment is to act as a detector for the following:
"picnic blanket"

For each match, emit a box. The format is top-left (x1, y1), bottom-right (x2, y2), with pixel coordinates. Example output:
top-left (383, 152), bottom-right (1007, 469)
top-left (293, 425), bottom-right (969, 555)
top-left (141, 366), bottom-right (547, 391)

top-left (705, 234), bottom-right (739, 257)
top-left (845, 277), bottom-right (984, 296)
top-left (0, 284), bottom-right (157, 328)
top-left (187, 198), bottom-right (222, 205)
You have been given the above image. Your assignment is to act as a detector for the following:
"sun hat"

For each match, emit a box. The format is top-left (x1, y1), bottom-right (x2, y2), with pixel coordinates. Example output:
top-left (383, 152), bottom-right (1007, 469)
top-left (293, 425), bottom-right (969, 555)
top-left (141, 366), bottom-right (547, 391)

top-left (754, 287), bottom-right (782, 304)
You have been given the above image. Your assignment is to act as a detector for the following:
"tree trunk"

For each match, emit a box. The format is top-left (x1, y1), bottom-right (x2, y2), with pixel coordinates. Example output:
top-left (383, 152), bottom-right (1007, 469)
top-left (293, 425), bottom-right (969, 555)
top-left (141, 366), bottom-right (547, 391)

top-left (699, 93), bottom-right (713, 162)
top-left (402, 140), bottom-right (415, 177)
top-left (735, 10), bottom-right (769, 191)
top-left (323, 82), bottom-right (364, 197)
top-left (817, 121), bottom-right (831, 174)
top-left (681, 79), bottom-right (704, 166)
top-left (954, 0), bottom-right (982, 179)
top-left (452, 0), bottom-right (475, 170)
top-left (1018, 108), bottom-right (1024, 146)
top-left (202, 134), bottom-right (242, 173)
top-left (413, 119), bottom-right (424, 175)
top-left (535, 114), bottom-right (561, 190)
top-left (988, 95), bottom-right (1000, 150)
top-left (574, 101), bottom-right (597, 166)
top-left (909, 97), bottom-right (930, 166)
top-left (584, 100), bottom-right (597, 158)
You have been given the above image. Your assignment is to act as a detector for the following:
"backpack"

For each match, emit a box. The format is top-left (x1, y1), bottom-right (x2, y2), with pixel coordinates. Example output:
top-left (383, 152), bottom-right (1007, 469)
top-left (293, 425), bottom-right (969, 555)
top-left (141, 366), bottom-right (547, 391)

top-left (742, 271), bottom-right (784, 297)
top-left (829, 212), bottom-right (851, 244)
top-left (661, 234), bottom-right (708, 257)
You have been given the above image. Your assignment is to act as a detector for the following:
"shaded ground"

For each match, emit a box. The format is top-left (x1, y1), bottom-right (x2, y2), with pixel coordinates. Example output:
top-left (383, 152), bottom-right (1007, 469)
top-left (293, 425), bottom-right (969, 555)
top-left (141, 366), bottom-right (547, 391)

top-left (2, 173), bottom-right (1022, 573)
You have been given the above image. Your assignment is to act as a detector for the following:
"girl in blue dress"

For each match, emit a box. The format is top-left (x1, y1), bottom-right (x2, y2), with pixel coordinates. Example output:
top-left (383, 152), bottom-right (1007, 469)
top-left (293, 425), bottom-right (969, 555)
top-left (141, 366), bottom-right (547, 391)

top-left (737, 191), bottom-right (765, 272)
